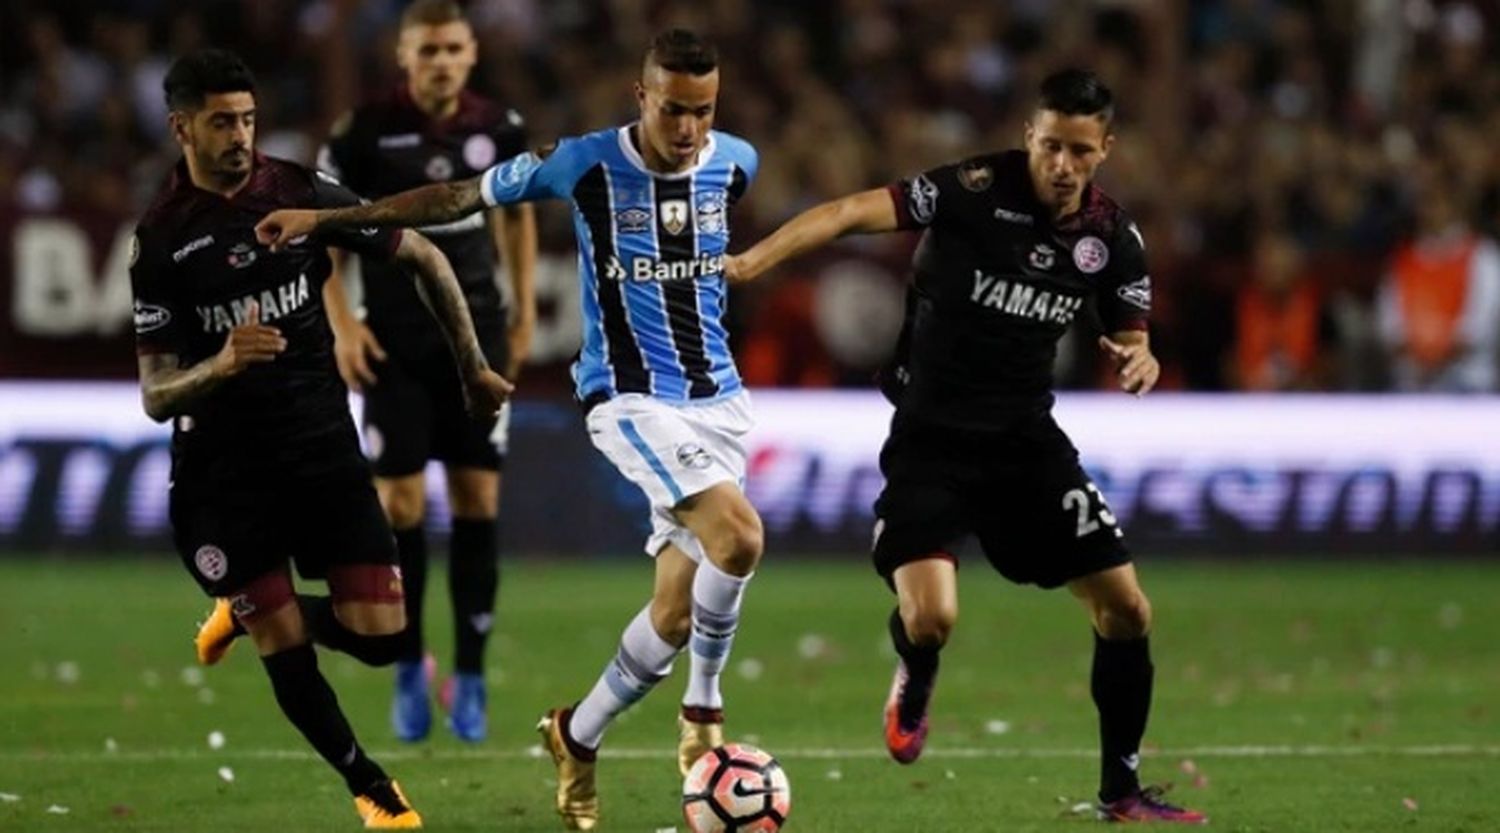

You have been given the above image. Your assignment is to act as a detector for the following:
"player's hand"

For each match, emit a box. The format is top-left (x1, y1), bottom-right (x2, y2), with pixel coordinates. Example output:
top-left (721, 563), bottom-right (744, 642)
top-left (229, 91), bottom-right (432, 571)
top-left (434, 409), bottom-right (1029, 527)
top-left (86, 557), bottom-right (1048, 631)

top-left (1098, 335), bottom-right (1159, 396)
top-left (505, 314), bottom-right (535, 380)
top-left (333, 321), bottom-right (387, 392)
top-left (461, 367), bottom-right (515, 418)
top-left (254, 209), bottom-right (318, 252)
top-left (214, 300), bottom-right (286, 377)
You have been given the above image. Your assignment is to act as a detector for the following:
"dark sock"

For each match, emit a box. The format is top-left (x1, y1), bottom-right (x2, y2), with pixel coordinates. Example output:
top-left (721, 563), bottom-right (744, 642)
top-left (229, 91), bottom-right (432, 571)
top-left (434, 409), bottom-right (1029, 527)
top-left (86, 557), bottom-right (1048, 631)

top-left (1092, 631), bottom-right (1153, 802)
top-left (888, 608), bottom-right (940, 730)
top-left (393, 525), bottom-right (427, 661)
top-left (298, 595), bottom-right (406, 667)
top-left (448, 517), bottom-right (499, 674)
top-left (260, 644), bottom-right (388, 794)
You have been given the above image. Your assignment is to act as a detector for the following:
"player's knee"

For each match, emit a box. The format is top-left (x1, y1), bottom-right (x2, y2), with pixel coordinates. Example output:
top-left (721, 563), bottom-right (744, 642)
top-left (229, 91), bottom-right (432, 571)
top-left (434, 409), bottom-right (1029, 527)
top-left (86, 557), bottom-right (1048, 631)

top-left (379, 482), bottom-right (426, 529)
top-left (337, 601), bottom-right (407, 637)
top-left (1097, 593), bottom-right (1152, 640)
top-left (903, 601), bottom-right (958, 647)
top-left (712, 510), bottom-right (764, 576)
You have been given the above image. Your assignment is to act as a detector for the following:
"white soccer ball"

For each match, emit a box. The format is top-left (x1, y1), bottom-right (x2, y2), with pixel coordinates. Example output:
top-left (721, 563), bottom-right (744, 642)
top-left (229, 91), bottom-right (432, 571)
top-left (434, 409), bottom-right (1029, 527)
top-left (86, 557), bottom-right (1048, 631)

top-left (682, 743), bottom-right (792, 832)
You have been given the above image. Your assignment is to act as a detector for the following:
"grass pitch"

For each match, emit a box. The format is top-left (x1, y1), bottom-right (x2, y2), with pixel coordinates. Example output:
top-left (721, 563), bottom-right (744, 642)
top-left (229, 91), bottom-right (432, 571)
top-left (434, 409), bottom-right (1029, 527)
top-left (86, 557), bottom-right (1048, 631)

top-left (2, 556), bottom-right (1498, 831)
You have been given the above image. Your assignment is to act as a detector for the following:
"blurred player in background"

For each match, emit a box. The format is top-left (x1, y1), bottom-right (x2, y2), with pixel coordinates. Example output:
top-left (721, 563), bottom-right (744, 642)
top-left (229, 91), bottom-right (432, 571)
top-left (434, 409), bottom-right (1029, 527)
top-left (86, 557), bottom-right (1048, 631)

top-left (258, 30), bottom-right (761, 831)
top-left (726, 70), bottom-right (1207, 824)
top-left (318, 0), bottom-right (537, 744)
top-left (135, 48), bottom-right (509, 828)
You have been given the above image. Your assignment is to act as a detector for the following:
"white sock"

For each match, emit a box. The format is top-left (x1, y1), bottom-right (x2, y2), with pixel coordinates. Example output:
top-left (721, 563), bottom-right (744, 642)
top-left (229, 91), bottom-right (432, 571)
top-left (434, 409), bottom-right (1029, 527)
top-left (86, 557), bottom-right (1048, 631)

top-left (683, 560), bottom-right (752, 711)
top-left (569, 604), bottom-right (680, 749)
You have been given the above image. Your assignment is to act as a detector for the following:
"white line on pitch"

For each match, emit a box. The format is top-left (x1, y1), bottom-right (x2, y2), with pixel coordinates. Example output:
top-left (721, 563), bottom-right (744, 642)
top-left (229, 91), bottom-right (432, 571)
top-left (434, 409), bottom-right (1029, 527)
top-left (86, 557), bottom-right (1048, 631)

top-left (5, 744), bottom-right (1498, 763)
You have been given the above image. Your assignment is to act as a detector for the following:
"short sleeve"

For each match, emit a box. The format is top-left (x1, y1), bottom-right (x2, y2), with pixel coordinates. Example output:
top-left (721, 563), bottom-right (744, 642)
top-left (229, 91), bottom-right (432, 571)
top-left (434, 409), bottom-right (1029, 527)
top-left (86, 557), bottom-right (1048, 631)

top-left (1098, 220), bottom-right (1151, 332)
top-left (309, 169), bottom-right (404, 259)
top-left (129, 228), bottom-right (185, 355)
top-left (480, 137), bottom-right (589, 207)
top-left (886, 163), bottom-right (962, 231)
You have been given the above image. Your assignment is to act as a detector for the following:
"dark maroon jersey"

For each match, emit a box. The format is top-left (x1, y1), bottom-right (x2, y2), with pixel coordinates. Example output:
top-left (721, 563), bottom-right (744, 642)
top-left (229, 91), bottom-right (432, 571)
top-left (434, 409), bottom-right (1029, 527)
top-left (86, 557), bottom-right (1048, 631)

top-left (130, 153), bottom-right (403, 482)
top-left (318, 86), bottom-right (528, 351)
top-left (883, 150), bottom-right (1151, 432)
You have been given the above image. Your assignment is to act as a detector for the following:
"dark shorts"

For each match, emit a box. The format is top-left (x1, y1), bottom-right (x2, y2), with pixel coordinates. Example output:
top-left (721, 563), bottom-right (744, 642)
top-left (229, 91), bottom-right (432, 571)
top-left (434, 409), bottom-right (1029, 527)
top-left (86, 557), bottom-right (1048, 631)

top-left (871, 416), bottom-right (1130, 589)
top-left (361, 326), bottom-right (510, 477)
top-left (170, 463), bottom-right (398, 597)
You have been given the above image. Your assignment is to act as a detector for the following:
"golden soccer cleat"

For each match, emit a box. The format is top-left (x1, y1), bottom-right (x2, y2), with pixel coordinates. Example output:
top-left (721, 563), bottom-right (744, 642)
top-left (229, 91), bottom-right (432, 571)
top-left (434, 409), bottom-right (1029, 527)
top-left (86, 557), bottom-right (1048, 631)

top-left (536, 708), bottom-right (599, 831)
top-left (194, 598), bottom-right (241, 666)
top-left (353, 779), bottom-right (423, 829)
top-left (676, 706), bottom-right (725, 777)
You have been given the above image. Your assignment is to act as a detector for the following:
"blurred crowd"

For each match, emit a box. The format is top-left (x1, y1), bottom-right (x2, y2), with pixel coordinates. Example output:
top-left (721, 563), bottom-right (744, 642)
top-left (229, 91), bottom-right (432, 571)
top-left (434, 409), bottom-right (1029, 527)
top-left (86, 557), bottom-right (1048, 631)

top-left (3, 0), bottom-right (1499, 392)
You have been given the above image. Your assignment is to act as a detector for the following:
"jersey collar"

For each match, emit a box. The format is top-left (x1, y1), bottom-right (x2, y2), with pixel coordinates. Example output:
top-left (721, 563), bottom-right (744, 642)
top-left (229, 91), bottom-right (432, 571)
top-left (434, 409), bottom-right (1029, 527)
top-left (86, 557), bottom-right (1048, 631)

top-left (617, 124), bottom-right (717, 179)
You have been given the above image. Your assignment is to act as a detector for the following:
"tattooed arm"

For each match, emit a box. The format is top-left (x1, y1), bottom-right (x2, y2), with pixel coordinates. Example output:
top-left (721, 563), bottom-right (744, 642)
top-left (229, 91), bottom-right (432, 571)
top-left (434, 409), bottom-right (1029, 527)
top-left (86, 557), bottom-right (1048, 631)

top-left (137, 299), bottom-right (286, 422)
top-left (256, 177), bottom-right (485, 251)
top-left (391, 231), bottom-right (514, 415)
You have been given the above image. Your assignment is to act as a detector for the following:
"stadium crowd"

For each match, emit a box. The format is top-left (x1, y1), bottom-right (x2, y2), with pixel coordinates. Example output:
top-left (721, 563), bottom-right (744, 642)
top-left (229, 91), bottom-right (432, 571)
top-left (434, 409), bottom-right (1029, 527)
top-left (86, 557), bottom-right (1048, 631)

top-left (3, 0), bottom-right (1499, 392)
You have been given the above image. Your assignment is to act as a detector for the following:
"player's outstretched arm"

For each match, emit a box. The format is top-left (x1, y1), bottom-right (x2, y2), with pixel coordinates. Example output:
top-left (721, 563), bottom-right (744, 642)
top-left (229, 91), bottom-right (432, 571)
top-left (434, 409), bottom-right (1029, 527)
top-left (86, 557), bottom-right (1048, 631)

top-left (256, 176), bottom-right (487, 251)
top-left (138, 299), bottom-right (287, 422)
top-left (1099, 330), bottom-right (1160, 397)
top-left (393, 231), bottom-right (514, 416)
top-left (727, 187), bottom-right (899, 283)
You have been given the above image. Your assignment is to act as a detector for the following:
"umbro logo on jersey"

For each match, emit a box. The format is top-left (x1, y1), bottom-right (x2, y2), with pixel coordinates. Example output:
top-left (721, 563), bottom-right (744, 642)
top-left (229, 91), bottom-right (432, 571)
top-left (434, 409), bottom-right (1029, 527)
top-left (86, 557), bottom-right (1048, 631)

top-left (616, 207), bottom-right (652, 234)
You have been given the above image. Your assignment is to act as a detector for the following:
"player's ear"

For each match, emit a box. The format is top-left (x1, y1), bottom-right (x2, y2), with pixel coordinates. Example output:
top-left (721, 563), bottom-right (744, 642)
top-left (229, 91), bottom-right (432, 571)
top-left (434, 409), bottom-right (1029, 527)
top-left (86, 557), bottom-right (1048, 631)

top-left (1022, 120), bottom-right (1034, 149)
top-left (634, 80), bottom-right (647, 110)
top-left (168, 111), bottom-right (192, 148)
top-left (1099, 129), bottom-right (1115, 161)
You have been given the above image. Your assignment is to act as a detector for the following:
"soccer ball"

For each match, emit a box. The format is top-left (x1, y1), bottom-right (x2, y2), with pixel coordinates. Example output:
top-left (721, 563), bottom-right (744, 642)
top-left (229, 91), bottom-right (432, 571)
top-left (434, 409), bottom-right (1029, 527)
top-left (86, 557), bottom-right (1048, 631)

top-left (682, 743), bottom-right (792, 832)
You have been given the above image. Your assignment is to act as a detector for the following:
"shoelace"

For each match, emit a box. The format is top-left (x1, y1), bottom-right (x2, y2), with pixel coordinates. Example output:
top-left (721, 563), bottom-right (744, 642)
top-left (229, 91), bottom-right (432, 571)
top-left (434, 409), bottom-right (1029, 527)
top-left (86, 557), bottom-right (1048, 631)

top-left (363, 782), bottom-right (409, 817)
top-left (1136, 784), bottom-right (1187, 811)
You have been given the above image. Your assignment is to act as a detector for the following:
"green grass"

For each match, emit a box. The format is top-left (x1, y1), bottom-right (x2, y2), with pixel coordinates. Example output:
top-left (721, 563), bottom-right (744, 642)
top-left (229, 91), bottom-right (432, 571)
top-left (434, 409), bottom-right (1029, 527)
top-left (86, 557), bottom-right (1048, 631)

top-left (2, 556), bottom-right (1498, 831)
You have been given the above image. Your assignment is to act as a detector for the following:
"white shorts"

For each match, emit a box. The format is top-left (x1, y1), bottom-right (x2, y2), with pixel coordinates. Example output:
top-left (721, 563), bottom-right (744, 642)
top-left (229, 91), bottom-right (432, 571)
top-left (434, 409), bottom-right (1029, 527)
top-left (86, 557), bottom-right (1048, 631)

top-left (586, 391), bottom-right (754, 561)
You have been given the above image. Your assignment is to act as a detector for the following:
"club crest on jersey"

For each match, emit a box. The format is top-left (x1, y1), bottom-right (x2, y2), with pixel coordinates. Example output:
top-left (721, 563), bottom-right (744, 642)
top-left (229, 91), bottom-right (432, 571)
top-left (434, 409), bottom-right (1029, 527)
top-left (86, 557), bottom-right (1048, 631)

top-left (1073, 236), bottom-right (1109, 274)
top-left (661, 199), bottom-right (689, 235)
top-left (1117, 275), bottom-right (1152, 310)
top-left (958, 160), bottom-right (993, 192)
top-left (908, 174), bottom-right (938, 224)
top-left (463, 134), bottom-right (496, 169)
top-left (195, 545), bottom-right (227, 581)
top-left (1029, 243), bottom-right (1056, 271)
top-left (676, 443), bottom-right (712, 470)
top-left (425, 155), bottom-right (455, 181)
top-left (227, 242), bottom-right (257, 269)
top-left (695, 192), bottom-right (726, 235)
top-left (616, 207), bottom-right (653, 234)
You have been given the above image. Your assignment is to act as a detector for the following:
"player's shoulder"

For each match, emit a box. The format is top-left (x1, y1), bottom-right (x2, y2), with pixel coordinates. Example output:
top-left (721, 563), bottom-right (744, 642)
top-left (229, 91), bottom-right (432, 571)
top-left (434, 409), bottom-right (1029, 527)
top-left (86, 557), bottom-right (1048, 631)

top-left (1077, 185), bottom-right (1136, 243)
top-left (709, 130), bottom-right (757, 168)
top-left (457, 89), bottom-right (526, 133)
top-left (138, 164), bottom-right (200, 233)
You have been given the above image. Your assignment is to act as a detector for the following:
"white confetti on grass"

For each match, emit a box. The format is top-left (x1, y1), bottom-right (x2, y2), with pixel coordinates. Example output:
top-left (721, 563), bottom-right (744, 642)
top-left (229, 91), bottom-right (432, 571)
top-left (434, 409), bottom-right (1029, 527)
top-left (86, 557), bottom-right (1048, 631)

top-left (0, 792), bottom-right (19, 802)
top-left (207, 731), bottom-right (225, 750)
top-left (104, 738), bottom-right (118, 753)
top-left (46, 804), bottom-right (70, 814)
top-left (797, 634), bottom-right (828, 660)
top-left (736, 658), bottom-right (764, 681)
top-left (55, 661), bottom-right (80, 685)
top-left (825, 769), bottom-right (843, 781)
top-left (217, 767), bottom-right (235, 783)
top-left (180, 666), bottom-right (205, 687)
top-left (984, 719), bottom-right (1011, 736)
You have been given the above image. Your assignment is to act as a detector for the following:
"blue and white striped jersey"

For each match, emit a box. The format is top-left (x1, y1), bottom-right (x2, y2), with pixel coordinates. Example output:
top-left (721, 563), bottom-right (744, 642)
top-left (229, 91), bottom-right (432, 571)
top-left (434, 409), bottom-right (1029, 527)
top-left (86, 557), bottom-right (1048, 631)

top-left (480, 125), bottom-right (757, 403)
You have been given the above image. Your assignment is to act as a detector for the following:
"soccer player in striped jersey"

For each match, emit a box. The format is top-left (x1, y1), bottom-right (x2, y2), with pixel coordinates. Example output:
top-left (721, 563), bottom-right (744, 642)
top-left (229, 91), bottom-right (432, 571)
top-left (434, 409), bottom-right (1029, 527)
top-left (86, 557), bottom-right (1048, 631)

top-left (258, 29), bottom-right (761, 831)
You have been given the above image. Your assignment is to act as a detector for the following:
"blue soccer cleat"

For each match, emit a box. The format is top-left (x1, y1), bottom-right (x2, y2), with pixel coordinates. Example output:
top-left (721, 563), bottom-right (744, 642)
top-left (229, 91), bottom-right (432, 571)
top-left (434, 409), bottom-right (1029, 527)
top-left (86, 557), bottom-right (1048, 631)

top-left (446, 672), bottom-right (487, 742)
top-left (390, 657), bottom-right (432, 742)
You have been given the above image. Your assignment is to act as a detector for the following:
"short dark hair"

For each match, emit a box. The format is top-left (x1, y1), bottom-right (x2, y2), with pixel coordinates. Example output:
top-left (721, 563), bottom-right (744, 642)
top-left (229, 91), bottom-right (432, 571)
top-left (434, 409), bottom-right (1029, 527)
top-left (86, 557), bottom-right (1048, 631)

top-left (1037, 69), bottom-right (1114, 123)
top-left (401, 0), bottom-right (467, 30)
top-left (163, 48), bottom-right (256, 112)
top-left (645, 29), bottom-right (718, 76)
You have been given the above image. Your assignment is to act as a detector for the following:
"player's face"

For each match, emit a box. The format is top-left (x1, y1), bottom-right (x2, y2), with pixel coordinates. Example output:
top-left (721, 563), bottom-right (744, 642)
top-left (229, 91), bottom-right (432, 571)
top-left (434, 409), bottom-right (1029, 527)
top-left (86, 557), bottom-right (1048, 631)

top-left (1024, 109), bottom-right (1113, 215)
top-left (171, 91), bottom-right (256, 184)
top-left (636, 65), bottom-right (719, 172)
top-left (398, 21), bottom-right (477, 104)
